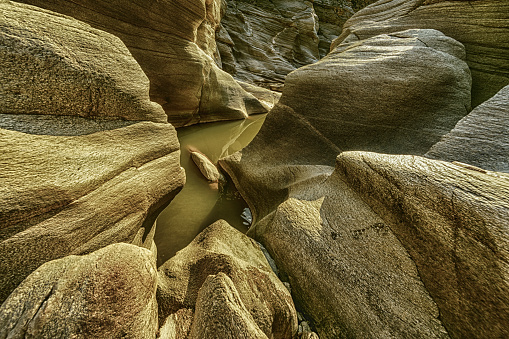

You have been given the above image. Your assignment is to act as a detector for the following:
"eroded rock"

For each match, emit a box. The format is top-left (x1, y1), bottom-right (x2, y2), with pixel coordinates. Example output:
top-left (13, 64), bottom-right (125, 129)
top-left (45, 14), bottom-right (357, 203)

top-left (0, 243), bottom-right (158, 339)
top-left (336, 152), bottom-right (509, 338)
top-left (0, 1), bottom-right (185, 305)
top-left (279, 28), bottom-right (471, 155)
top-left (157, 220), bottom-right (298, 339)
top-left (1, 0), bottom-right (166, 123)
top-left (14, 0), bottom-right (267, 126)
top-left (333, 0), bottom-right (509, 107)
top-left (191, 151), bottom-right (220, 182)
top-left (426, 85), bottom-right (509, 173)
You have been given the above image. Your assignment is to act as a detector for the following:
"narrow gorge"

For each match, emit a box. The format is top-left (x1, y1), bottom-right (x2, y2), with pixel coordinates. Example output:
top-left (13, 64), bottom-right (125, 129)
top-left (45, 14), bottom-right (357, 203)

top-left (1, 0), bottom-right (508, 338)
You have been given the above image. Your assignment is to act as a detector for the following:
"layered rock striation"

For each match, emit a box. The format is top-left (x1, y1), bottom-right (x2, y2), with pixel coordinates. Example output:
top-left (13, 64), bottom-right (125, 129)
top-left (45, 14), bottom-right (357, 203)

top-left (0, 1), bottom-right (185, 304)
top-left (14, 0), bottom-right (269, 126)
top-left (426, 85), bottom-right (509, 173)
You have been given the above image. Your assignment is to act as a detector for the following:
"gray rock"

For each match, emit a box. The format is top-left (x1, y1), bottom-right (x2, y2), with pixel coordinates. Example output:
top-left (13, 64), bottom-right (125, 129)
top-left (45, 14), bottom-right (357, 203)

top-left (0, 243), bottom-right (158, 339)
top-left (14, 0), bottom-right (267, 126)
top-left (0, 1), bottom-right (166, 123)
top-left (426, 85), bottom-right (509, 173)
top-left (333, 0), bottom-right (509, 107)
top-left (218, 0), bottom-right (320, 88)
top-left (157, 220), bottom-right (298, 339)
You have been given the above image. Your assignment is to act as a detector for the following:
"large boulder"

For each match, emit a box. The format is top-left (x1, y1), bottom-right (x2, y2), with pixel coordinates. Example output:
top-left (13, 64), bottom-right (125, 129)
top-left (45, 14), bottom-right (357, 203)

top-left (425, 85), bottom-right (509, 173)
top-left (336, 152), bottom-right (509, 338)
top-left (0, 243), bottom-right (158, 338)
top-left (333, 0), bottom-right (509, 107)
top-left (14, 0), bottom-right (268, 126)
top-left (1, 0), bottom-right (166, 123)
top-left (0, 1), bottom-right (185, 304)
top-left (220, 28), bottom-right (471, 221)
top-left (0, 122), bottom-right (184, 304)
top-left (157, 220), bottom-right (298, 339)
top-left (223, 150), bottom-right (509, 338)
top-left (279, 28), bottom-right (471, 155)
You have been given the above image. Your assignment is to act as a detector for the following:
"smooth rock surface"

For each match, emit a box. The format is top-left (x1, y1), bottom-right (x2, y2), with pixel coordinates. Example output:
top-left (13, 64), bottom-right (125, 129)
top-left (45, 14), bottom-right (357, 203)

top-left (241, 157), bottom-right (449, 338)
top-left (333, 0), bottom-right (509, 107)
top-left (1, 1), bottom-right (166, 123)
top-left (15, 0), bottom-right (267, 126)
top-left (336, 152), bottom-right (509, 339)
top-left (0, 243), bottom-right (158, 339)
top-left (426, 85), bottom-right (509, 173)
top-left (157, 220), bottom-right (298, 339)
top-left (0, 122), bottom-right (185, 304)
top-left (279, 28), bottom-right (471, 155)
top-left (223, 147), bottom-right (509, 338)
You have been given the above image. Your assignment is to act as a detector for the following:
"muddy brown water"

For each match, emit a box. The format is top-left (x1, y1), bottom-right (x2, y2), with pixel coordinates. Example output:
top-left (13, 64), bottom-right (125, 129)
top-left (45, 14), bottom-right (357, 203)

top-left (154, 114), bottom-right (266, 266)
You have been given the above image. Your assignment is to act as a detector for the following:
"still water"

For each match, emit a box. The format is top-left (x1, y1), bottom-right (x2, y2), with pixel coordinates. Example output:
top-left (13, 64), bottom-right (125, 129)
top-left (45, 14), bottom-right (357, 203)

top-left (154, 114), bottom-right (266, 266)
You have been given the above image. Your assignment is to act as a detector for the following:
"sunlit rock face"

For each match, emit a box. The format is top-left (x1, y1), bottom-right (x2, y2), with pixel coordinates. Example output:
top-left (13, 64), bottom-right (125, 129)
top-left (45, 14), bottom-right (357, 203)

top-left (157, 220), bottom-right (298, 339)
top-left (333, 0), bottom-right (509, 107)
top-left (0, 1), bottom-right (185, 304)
top-left (0, 243), bottom-right (158, 339)
top-left (14, 0), bottom-right (269, 126)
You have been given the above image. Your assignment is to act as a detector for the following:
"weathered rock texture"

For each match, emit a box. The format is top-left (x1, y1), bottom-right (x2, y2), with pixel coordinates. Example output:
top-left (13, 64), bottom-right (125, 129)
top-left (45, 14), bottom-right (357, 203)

top-left (222, 147), bottom-right (509, 338)
top-left (336, 152), bottom-right (509, 339)
top-left (218, 0), bottom-right (379, 87)
top-left (280, 28), bottom-right (471, 155)
top-left (426, 85), bottom-right (509, 173)
top-left (157, 220), bottom-right (298, 338)
top-left (0, 1), bottom-right (185, 305)
top-left (218, 0), bottom-right (321, 88)
top-left (14, 0), bottom-right (268, 126)
top-left (0, 0), bottom-right (166, 123)
top-left (0, 243), bottom-right (158, 339)
top-left (191, 151), bottom-right (220, 182)
top-left (333, 0), bottom-right (509, 107)
top-left (0, 122), bottom-right (185, 304)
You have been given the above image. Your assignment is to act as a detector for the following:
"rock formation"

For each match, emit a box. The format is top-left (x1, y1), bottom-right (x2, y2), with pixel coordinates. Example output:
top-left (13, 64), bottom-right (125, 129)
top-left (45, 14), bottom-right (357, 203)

top-left (0, 243), bottom-right (158, 338)
top-left (426, 85), bottom-right (509, 173)
top-left (219, 3), bottom-right (509, 338)
top-left (280, 28), bottom-right (471, 155)
top-left (218, 0), bottom-right (320, 89)
top-left (333, 0), bottom-right (509, 107)
top-left (191, 151), bottom-right (221, 182)
top-left (0, 1), bottom-right (185, 304)
top-left (218, 0), bottom-right (379, 88)
top-left (14, 0), bottom-right (269, 126)
top-left (157, 220), bottom-right (298, 338)
top-left (1, 0), bottom-right (166, 123)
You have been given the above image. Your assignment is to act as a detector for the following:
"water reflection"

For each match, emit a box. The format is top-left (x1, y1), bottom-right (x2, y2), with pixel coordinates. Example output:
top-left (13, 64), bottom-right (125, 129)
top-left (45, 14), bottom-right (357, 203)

top-left (155, 114), bottom-right (266, 266)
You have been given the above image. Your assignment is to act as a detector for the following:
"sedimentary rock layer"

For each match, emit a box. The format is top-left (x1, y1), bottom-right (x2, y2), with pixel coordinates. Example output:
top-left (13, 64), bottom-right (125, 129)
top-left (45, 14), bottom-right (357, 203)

top-left (14, 0), bottom-right (267, 126)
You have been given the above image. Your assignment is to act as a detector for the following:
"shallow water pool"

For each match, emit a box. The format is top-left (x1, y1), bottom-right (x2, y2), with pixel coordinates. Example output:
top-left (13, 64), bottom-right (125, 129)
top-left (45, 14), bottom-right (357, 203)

top-left (154, 114), bottom-right (266, 266)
